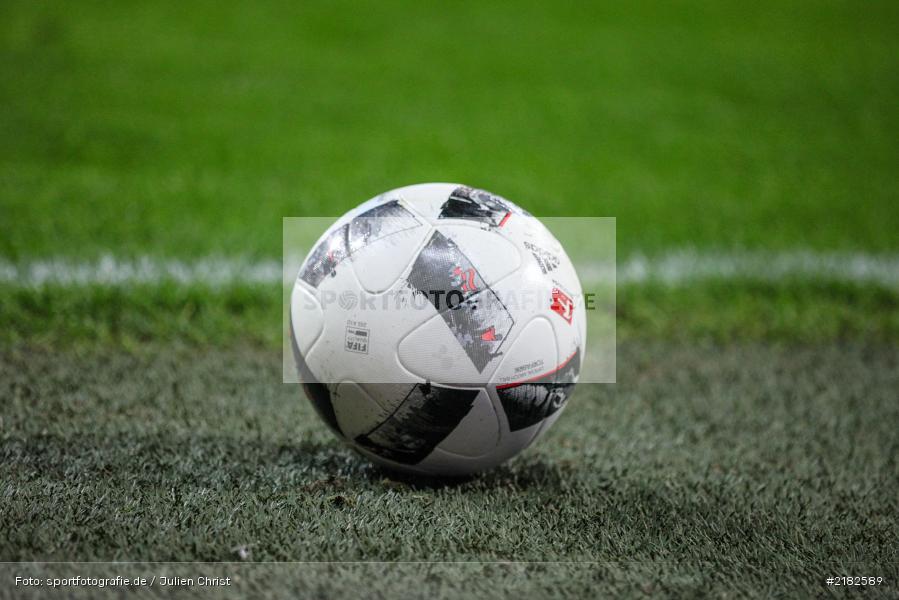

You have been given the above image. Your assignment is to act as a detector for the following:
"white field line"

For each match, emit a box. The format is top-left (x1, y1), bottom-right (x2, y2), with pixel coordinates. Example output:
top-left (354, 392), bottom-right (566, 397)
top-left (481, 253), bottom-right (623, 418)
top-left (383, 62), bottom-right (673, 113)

top-left (0, 250), bottom-right (898, 289)
top-left (0, 256), bottom-right (283, 288)
top-left (594, 249), bottom-right (899, 288)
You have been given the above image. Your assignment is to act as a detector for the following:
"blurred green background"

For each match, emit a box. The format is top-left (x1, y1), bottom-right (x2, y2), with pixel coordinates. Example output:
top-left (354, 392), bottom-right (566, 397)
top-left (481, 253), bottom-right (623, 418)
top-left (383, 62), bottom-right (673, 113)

top-left (2, 0), bottom-right (897, 260)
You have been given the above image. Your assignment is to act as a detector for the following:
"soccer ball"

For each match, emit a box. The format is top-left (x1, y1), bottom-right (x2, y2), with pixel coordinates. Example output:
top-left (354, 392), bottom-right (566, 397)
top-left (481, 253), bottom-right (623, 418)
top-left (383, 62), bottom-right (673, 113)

top-left (290, 183), bottom-right (585, 476)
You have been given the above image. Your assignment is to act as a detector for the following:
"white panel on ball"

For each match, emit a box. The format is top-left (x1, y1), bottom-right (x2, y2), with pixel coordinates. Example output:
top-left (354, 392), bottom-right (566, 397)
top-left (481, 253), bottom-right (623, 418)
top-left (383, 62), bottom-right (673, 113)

top-left (332, 381), bottom-right (392, 439)
top-left (349, 209), bottom-right (431, 294)
top-left (396, 310), bottom-right (492, 383)
top-left (290, 284), bottom-right (324, 355)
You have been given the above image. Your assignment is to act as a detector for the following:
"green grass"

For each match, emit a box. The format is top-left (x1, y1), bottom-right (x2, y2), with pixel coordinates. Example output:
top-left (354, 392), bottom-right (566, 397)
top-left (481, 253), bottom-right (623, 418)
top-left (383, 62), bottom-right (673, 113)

top-left (1, 0), bottom-right (898, 260)
top-left (2, 279), bottom-right (898, 348)
top-left (1, 343), bottom-right (896, 596)
top-left (0, 283), bottom-right (279, 347)
top-left (2, 0), bottom-right (897, 347)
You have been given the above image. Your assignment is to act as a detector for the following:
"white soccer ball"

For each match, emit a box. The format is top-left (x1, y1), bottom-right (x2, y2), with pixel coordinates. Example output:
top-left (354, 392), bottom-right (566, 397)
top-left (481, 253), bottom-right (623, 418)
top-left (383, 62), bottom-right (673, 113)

top-left (290, 183), bottom-right (586, 476)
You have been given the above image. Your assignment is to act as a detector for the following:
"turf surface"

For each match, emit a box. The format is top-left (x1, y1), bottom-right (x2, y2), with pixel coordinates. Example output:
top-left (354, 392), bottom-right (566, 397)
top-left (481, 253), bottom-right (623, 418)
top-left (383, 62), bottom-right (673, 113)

top-left (2, 343), bottom-right (896, 596)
